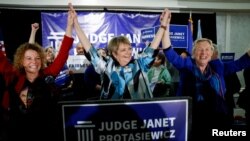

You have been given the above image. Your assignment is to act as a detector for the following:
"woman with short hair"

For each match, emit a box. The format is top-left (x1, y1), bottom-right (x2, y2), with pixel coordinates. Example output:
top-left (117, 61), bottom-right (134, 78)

top-left (69, 3), bottom-right (171, 99)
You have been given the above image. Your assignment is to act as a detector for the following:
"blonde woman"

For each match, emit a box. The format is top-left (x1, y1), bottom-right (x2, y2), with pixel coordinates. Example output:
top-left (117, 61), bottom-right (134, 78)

top-left (162, 11), bottom-right (250, 139)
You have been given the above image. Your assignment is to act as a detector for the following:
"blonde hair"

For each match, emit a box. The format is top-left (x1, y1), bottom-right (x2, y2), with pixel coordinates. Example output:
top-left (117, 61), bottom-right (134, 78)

top-left (14, 42), bottom-right (46, 73)
top-left (107, 36), bottom-right (131, 55)
top-left (192, 38), bottom-right (214, 57)
top-left (44, 46), bottom-right (55, 61)
top-left (44, 46), bottom-right (55, 54)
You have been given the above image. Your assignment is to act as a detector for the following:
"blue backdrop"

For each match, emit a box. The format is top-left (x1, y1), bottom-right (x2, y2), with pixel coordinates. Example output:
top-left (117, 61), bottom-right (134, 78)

top-left (42, 11), bottom-right (188, 56)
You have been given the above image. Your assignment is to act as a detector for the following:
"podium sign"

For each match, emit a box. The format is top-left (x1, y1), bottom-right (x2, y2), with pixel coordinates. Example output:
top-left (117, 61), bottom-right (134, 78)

top-left (60, 98), bottom-right (191, 141)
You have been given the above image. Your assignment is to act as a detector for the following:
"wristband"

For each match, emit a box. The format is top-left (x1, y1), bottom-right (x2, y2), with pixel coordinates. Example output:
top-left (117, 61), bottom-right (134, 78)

top-left (160, 25), bottom-right (167, 30)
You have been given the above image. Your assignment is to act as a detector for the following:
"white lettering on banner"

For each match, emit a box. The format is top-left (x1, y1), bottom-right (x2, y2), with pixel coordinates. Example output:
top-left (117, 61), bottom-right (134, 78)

top-left (141, 117), bottom-right (176, 128)
top-left (221, 56), bottom-right (234, 60)
top-left (47, 32), bottom-right (65, 50)
top-left (174, 32), bottom-right (185, 36)
top-left (142, 30), bottom-right (153, 34)
top-left (86, 33), bottom-right (141, 44)
top-left (98, 120), bottom-right (138, 131)
top-left (87, 33), bottom-right (115, 43)
top-left (121, 33), bottom-right (141, 43)
top-left (46, 32), bottom-right (144, 58)
top-left (99, 130), bottom-right (175, 141)
top-left (141, 34), bottom-right (154, 40)
top-left (46, 32), bottom-right (141, 46)
top-left (67, 55), bottom-right (90, 73)
top-left (169, 32), bottom-right (185, 40)
top-left (170, 36), bottom-right (185, 40)
top-left (132, 47), bottom-right (143, 58)
top-left (98, 117), bottom-right (176, 131)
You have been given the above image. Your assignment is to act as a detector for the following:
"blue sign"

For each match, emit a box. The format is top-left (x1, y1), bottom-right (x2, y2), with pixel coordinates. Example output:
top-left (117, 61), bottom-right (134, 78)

top-left (220, 53), bottom-right (235, 62)
top-left (141, 24), bottom-right (188, 48)
top-left (60, 98), bottom-right (191, 141)
top-left (169, 25), bottom-right (188, 48)
top-left (141, 27), bottom-right (155, 43)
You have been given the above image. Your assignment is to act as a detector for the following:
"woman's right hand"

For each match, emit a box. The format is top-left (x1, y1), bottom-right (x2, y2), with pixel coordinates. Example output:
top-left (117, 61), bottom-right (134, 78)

top-left (31, 23), bottom-right (39, 32)
top-left (160, 8), bottom-right (171, 27)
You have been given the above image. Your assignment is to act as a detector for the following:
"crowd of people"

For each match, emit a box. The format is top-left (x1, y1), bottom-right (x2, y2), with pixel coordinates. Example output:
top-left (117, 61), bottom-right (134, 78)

top-left (1, 2), bottom-right (250, 141)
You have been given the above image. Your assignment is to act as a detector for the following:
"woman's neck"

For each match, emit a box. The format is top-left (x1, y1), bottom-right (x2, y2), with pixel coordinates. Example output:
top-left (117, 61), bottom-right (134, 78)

top-left (26, 72), bottom-right (39, 83)
top-left (198, 65), bottom-right (207, 74)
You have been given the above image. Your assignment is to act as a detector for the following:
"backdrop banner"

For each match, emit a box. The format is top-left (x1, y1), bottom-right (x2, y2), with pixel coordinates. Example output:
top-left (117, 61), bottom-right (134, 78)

top-left (41, 11), bottom-right (189, 56)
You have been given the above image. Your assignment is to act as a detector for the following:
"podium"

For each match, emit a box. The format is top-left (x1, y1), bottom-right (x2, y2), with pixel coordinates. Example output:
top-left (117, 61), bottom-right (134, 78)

top-left (59, 97), bottom-right (192, 141)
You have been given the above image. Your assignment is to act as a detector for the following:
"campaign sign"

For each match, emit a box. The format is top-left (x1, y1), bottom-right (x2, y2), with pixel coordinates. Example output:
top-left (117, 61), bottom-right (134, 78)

top-left (220, 53), bottom-right (235, 62)
top-left (60, 98), bottom-right (191, 141)
top-left (141, 27), bottom-right (155, 43)
top-left (141, 24), bottom-right (188, 49)
top-left (67, 55), bottom-right (90, 73)
top-left (168, 24), bottom-right (188, 48)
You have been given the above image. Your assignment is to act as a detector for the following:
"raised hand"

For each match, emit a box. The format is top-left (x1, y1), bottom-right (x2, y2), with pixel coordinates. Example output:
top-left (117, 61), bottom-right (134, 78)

top-left (31, 23), bottom-right (39, 31)
top-left (29, 23), bottom-right (39, 43)
top-left (160, 8), bottom-right (171, 27)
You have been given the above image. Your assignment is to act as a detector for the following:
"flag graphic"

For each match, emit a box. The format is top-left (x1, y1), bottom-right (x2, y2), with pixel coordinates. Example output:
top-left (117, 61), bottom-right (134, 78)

top-left (196, 19), bottom-right (202, 39)
top-left (187, 14), bottom-right (193, 55)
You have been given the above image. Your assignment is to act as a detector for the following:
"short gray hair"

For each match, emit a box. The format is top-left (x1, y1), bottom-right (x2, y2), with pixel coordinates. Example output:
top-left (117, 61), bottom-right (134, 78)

top-left (192, 38), bottom-right (214, 57)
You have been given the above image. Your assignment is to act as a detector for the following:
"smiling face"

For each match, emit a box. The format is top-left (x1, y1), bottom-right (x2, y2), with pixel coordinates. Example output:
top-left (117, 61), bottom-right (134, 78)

top-left (193, 39), bottom-right (214, 67)
top-left (112, 43), bottom-right (132, 66)
top-left (14, 43), bottom-right (46, 79)
top-left (108, 36), bottom-right (132, 66)
top-left (22, 49), bottom-right (42, 75)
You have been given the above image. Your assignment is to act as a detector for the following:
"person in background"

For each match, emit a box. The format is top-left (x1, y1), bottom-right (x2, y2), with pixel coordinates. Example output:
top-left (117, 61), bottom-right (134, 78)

top-left (147, 51), bottom-right (172, 97)
top-left (161, 8), bottom-right (250, 139)
top-left (180, 50), bottom-right (191, 58)
top-left (97, 48), bottom-right (109, 61)
top-left (44, 46), bottom-right (55, 66)
top-left (84, 48), bottom-right (109, 100)
top-left (0, 4), bottom-right (74, 141)
top-left (238, 67), bottom-right (250, 132)
top-left (44, 46), bottom-right (73, 100)
top-left (70, 3), bottom-right (170, 99)
top-left (76, 42), bottom-right (85, 55)
top-left (70, 42), bottom-right (90, 100)
top-left (166, 48), bottom-right (191, 96)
